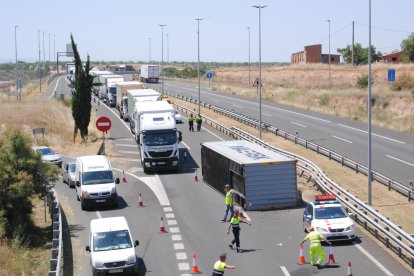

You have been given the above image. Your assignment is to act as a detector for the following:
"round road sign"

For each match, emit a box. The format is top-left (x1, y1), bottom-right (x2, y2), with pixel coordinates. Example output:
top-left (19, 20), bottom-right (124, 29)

top-left (96, 116), bottom-right (112, 132)
top-left (206, 72), bottom-right (213, 79)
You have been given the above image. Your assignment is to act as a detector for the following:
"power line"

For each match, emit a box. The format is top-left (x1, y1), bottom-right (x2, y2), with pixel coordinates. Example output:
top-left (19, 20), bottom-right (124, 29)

top-left (316, 22), bottom-right (352, 43)
top-left (355, 22), bottom-right (412, 34)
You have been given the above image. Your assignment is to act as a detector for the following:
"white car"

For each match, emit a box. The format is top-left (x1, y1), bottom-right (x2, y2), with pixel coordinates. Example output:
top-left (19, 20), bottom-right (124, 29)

top-left (62, 161), bottom-right (76, 188)
top-left (86, 217), bottom-right (139, 276)
top-left (303, 195), bottom-right (356, 241)
top-left (32, 146), bottom-right (62, 168)
top-left (173, 110), bottom-right (183, 123)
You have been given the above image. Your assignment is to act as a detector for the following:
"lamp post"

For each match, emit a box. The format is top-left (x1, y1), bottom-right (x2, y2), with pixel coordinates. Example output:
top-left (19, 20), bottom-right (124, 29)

top-left (148, 37), bottom-right (151, 63)
top-left (194, 17), bottom-right (204, 115)
top-left (367, 0), bottom-right (372, 205)
top-left (42, 31), bottom-right (45, 80)
top-left (14, 25), bottom-right (18, 93)
top-left (38, 30), bottom-right (41, 93)
top-left (327, 19), bottom-right (331, 89)
top-left (159, 24), bottom-right (167, 95)
top-left (48, 32), bottom-right (51, 77)
top-left (54, 34), bottom-right (56, 73)
top-left (252, 5), bottom-right (267, 140)
top-left (247, 26), bottom-right (251, 87)
top-left (166, 33), bottom-right (169, 63)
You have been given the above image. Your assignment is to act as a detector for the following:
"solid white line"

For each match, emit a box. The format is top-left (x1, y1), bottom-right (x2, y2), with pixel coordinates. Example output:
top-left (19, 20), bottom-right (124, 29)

top-left (280, 266), bottom-right (291, 276)
top-left (262, 113), bottom-right (272, 117)
top-left (48, 77), bottom-right (61, 99)
top-left (386, 155), bottom-right (414, 167)
top-left (338, 124), bottom-right (405, 144)
top-left (96, 211), bottom-right (102, 219)
top-left (181, 141), bottom-right (191, 150)
top-left (115, 143), bottom-right (137, 147)
top-left (290, 122), bottom-right (307, 128)
top-left (232, 104), bottom-right (244, 109)
top-left (353, 243), bottom-right (394, 276)
top-left (332, 135), bottom-right (353, 144)
top-left (118, 150), bottom-right (137, 154)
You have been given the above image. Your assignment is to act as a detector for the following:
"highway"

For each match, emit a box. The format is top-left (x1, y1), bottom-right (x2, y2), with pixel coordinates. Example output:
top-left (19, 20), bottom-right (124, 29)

top-left (45, 76), bottom-right (412, 275)
top-left (152, 79), bottom-right (414, 189)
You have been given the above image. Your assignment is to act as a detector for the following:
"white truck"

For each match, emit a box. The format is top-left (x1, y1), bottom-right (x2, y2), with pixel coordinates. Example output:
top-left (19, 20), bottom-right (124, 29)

top-left (66, 63), bottom-right (76, 81)
top-left (90, 70), bottom-right (112, 96)
top-left (140, 65), bottom-right (160, 83)
top-left (98, 74), bottom-right (125, 106)
top-left (116, 81), bottom-right (144, 120)
top-left (74, 155), bottom-right (120, 210)
top-left (127, 89), bottom-right (161, 126)
top-left (133, 101), bottom-right (182, 172)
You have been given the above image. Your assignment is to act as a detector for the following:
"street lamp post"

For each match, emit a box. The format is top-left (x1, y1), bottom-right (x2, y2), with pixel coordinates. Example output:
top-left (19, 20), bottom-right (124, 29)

top-left (148, 37), bottom-right (151, 63)
top-left (42, 31), bottom-right (45, 80)
top-left (14, 25), bottom-right (18, 93)
top-left (327, 19), bottom-right (331, 89)
top-left (159, 24), bottom-right (167, 95)
top-left (54, 34), bottom-right (56, 73)
top-left (48, 33), bottom-right (51, 77)
top-left (368, 0), bottom-right (372, 205)
top-left (247, 26), bottom-right (251, 87)
top-left (252, 5), bottom-right (267, 140)
top-left (194, 17), bottom-right (204, 115)
top-left (167, 33), bottom-right (169, 63)
top-left (38, 30), bottom-right (41, 93)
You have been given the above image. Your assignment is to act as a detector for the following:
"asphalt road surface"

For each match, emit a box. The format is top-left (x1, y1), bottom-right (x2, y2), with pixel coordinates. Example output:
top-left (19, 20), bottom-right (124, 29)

top-left (47, 76), bottom-right (412, 275)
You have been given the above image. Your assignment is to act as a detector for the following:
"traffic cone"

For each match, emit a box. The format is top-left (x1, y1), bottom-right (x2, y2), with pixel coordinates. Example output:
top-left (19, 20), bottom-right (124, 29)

top-left (160, 217), bottom-right (165, 233)
top-left (327, 246), bottom-right (336, 265)
top-left (191, 253), bottom-right (199, 273)
top-left (138, 193), bottom-right (144, 207)
top-left (347, 261), bottom-right (353, 276)
top-left (298, 244), bottom-right (306, 264)
top-left (194, 170), bottom-right (198, 182)
top-left (122, 171), bottom-right (127, 183)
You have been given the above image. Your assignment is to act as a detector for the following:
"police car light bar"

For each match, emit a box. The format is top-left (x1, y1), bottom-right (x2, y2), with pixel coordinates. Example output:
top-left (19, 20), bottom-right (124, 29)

top-left (315, 195), bottom-right (336, 201)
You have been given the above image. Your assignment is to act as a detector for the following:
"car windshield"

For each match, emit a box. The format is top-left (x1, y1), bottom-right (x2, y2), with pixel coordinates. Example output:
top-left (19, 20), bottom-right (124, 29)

top-left (68, 163), bottom-right (76, 172)
top-left (315, 206), bottom-right (347, 219)
top-left (37, 148), bottom-right (55, 155)
top-left (93, 230), bottom-right (132, 252)
top-left (143, 132), bottom-right (177, 146)
top-left (82, 171), bottom-right (114, 185)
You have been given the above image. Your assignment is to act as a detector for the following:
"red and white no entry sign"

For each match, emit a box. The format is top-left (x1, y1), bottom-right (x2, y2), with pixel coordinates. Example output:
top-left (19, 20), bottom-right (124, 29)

top-left (96, 116), bottom-right (112, 132)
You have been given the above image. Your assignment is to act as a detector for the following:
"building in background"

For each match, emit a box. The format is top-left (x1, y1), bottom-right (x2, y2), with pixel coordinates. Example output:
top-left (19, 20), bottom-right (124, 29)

top-left (291, 44), bottom-right (340, 64)
top-left (379, 51), bottom-right (405, 63)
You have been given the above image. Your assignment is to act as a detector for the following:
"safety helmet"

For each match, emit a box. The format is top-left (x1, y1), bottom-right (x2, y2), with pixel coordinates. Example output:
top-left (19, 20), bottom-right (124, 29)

top-left (308, 226), bottom-right (315, 231)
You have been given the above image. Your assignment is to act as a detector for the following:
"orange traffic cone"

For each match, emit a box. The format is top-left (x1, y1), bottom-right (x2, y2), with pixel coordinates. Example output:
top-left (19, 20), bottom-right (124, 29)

top-left (122, 171), bottom-right (127, 183)
top-left (191, 253), bottom-right (199, 273)
top-left (298, 244), bottom-right (306, 264)
top-left (160, 217), bottom-right (165, 233)
top-left (194, 170), bottom-right (198, 182)
top-left (347, 261), bottom-right (353, 276)
top-left (138, 193), bottom-right (144, 207)
top-left (327, 246), bottom-right (336, 265)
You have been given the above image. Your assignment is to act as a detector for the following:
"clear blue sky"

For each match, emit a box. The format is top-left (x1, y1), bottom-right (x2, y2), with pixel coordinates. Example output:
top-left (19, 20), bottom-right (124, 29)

top-left (1, 0), bottom-right (413, 63)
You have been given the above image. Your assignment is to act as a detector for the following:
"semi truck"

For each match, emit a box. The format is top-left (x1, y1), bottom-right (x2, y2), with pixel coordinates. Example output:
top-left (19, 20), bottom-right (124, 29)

top-left (133, 101), bottom-right (182, 172)
top-left (127, 89), bottom-right (161, 127)
top-left (98, 74), bottom-right (125, 106)
top-left (140, 65), bottom-right (160, 83)
top-left (66, 63), bottom-right (76, 81)
top-left (116, 81), bottom-right (144, 120)
top-left (90, 70), bottom-right (112, 96)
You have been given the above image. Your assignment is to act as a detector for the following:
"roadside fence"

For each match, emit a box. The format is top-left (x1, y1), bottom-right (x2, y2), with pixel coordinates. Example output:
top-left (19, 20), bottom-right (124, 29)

top-left (46, 188), bottom-right (62, 276)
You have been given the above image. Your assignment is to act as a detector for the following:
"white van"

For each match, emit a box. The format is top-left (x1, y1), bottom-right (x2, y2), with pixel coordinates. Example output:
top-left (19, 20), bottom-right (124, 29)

top-left (86, 216), bottom-right (139, 275)
top-left (75, 155), bottom-right (120, 210)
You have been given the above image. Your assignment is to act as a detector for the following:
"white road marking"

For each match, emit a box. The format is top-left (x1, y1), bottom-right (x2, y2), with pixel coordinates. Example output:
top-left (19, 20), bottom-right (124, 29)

top-left (96, 211), bottom-right (102, 219)
top-left (280, 266), bottom-right (291, 276)
top-left (166, 213), bottom-right (175, 219)
top-left (172, 234), bottom-right (182, 241)
top-left (164, 207), bottom-right (173, 212)
top-left (169, 227), bottom-right (180, 233)
top-left (180, 274), bottom-right (191, 276)
top-left (118, 150), bottom-right (137, 154)
top-left (122, 158), bottom-right (140, 162)
top-left (115, 138), bottom-right (135, 141)
top-left (127, 167), bottom-right (143, 173)
top-left (115, 143), bottom-right (137, 147)
top-left (174, 243), bottom-right (185, 250)
top-left (233, 104), bottom-right (244, 109)
top-left (178, 263), bottom-right (190, 271)
top-left (168, 220), bottom-right (178, 226)
top-left (386, 155), bottom-right (414, 167)
top-left (210, 98), bottom-right (218, 102)
top-left (181, 141), bottom-right (191, 150)
top-left (338, 124), bottom-right (405, 144)
top-left (332, 135), bottom-right (353, 144)
top-left (290, 122), bottom-right (307, 128)
top-left (176, 252), bottom-right (187, 260)
top-left (49, 77), bottom-right (61, 99)
top-left (262, 113), bottom-right (272, 117)
top-left (353, 243), bottom-right (394, 276)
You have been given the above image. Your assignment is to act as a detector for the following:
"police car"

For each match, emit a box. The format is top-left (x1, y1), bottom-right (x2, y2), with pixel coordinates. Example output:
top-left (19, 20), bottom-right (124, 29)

top-left (303, 195), bottom-right (356, 241)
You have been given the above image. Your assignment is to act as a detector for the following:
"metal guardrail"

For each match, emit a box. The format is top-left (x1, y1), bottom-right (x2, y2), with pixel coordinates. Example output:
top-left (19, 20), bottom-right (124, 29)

top-left (174, 101), bottom-right (414, 268)
top-left (46, 189), bottom-right (62, 276)
top-left (166, 91), bottom-right (414, 201)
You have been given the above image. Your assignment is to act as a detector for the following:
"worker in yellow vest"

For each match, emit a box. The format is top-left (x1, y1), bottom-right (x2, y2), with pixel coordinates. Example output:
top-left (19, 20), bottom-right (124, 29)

top-left (227, 210), bottom-right (251, 253)
top-left (188, 114), bottom-right (195, 132)
top-left (221, 185), bottom-right (235, 222)
top-left (195, 113), bottom-right (202, 131)
top-left (212, 253), bottom-right (236, 276)
top-left (300, 226), bottom-right (331, 268)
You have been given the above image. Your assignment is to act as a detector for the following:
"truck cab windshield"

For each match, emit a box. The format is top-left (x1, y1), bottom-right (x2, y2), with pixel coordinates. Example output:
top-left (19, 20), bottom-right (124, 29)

top-left (82, 171), bottom-right (114, 185)
top-left (109, 87), bottom-right (116, 95)
top-left (143, 131), bottom-right (177, 146)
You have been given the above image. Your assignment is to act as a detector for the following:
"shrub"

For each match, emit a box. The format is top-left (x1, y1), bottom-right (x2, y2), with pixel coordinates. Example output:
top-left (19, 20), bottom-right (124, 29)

top-left (357, 75), bottom-right (369, 88)
top-left (391, 74), bottom-right (414, 91)
top-left (319, 94), bottom-right (329, 106)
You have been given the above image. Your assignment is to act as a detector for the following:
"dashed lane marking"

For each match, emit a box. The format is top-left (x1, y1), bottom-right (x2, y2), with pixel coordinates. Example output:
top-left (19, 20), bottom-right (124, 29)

top-left (280, 266), bottom-right (291, 276)
top-left (174, 243), bottom-right (185, 250)
top-left (164, 207), bottom-right (173, 212)
top-left (386, 155), bottom-right (414, 167)
top-left (290, 121), bottom-right (307, 128)
top-left (178, 263), bottom-right (190, 271)
top-left (332, 135), bottom-right (353, 144)
top-left (127, 167), bottom-right (143, 173)
top-left (176, 252), bottom-right (187, 260)
top-left (338, 123), bottom-right (405, 144)
top-left (166, 213), bottom-right (175, 219)
top-left (169, 227), bottom-right (180, 233)
top-left (115, 143), bottom-right (137, 147)
top-left (118, 150), bottom-right (138, 154)
top-left (172, 235), bottom-right (182, 241)
top-left (168, 220), bottom-right (178, 226)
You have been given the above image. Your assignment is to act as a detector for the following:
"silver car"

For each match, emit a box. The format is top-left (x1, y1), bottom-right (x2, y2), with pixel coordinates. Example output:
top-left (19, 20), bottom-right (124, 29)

top-left (62, 161), bottom-right (76, 188)
top-left (173, 110), bottom-right (183, 123)
top-left (32, 146), bottom-right (62, 167)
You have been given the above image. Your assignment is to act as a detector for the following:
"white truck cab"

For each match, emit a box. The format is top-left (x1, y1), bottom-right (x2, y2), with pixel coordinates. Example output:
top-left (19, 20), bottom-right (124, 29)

top-left (75, 155), bottom-right (119, 210)
top-left (86, 216), bottom-right (139, 276)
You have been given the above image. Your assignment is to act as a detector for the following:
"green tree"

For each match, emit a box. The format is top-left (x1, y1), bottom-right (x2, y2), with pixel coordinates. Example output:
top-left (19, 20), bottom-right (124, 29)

top-left (337, 43), bottom-right (381, 65)
top-left (0, 127), bottom-right (59, 243)
top-left (70, 34), bottom-right (96, 142)
top-left (401, 33), bottom-right (414, 62)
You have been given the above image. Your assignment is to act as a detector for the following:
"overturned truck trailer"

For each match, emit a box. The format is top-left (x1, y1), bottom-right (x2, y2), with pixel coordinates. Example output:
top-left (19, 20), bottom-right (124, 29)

top-left (201, 140), bottom-right (298, 210)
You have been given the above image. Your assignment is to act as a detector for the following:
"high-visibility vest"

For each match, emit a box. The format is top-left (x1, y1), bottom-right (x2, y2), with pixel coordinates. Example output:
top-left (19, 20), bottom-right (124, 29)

top-left (213, 260), bottom-right (225, 275)
top-left (230, 217), bottom-right (241, 229)
top-left (225, 189), bottom-right (234, 205)
top-left (196, 115), bottom-right (202, 122)
top-left (188, 115), bottom-right (195, 121)
top-left (305, 231), bottom-right (323, 246)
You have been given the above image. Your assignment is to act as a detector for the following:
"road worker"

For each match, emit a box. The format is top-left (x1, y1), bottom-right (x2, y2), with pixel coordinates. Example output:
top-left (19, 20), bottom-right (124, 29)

top-left (195, 113), bottom-right (202, 131)
top-left (300, 226), bottom-right (331, 268)
top-left (212, 253), bottom-right (236, 276)
top-left (188, 114), bottom-right (195, 132)
top-left (227, 210), bottom-right (251, 253)
top-left (222, 185), bottom-right (235, 222)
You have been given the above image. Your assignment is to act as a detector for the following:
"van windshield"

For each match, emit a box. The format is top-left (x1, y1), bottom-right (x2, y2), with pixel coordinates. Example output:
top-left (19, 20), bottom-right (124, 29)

top-left (93, 230), bottom-right (132, 252)
top-left (82, 171), bottom-right (114, 185)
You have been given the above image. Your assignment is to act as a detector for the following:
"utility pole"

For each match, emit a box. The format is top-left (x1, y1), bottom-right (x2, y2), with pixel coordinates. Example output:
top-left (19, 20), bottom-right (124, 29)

top-left (247, 26), bottom-right (251, 87)
top-left (167, 33), bottom-right (169, 63)
top-left (194, 17), bottom-right (204, 115)
top-left (38, 30), bottom-right (42, 93)
top-left (368, 0), bottom-right (373, 205)
top-left (48, 33), bottom-right (51, 77)
top-left (159, 24), bottom-right (167, 95)
top-left (43, 31), bottom-right (45, 80)
top-left (14, 26), bottom-right (18, 94)
top-left (352, 21), bottom-right (355, 66)
top-left (327, 19), bottom-right (331, 89)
